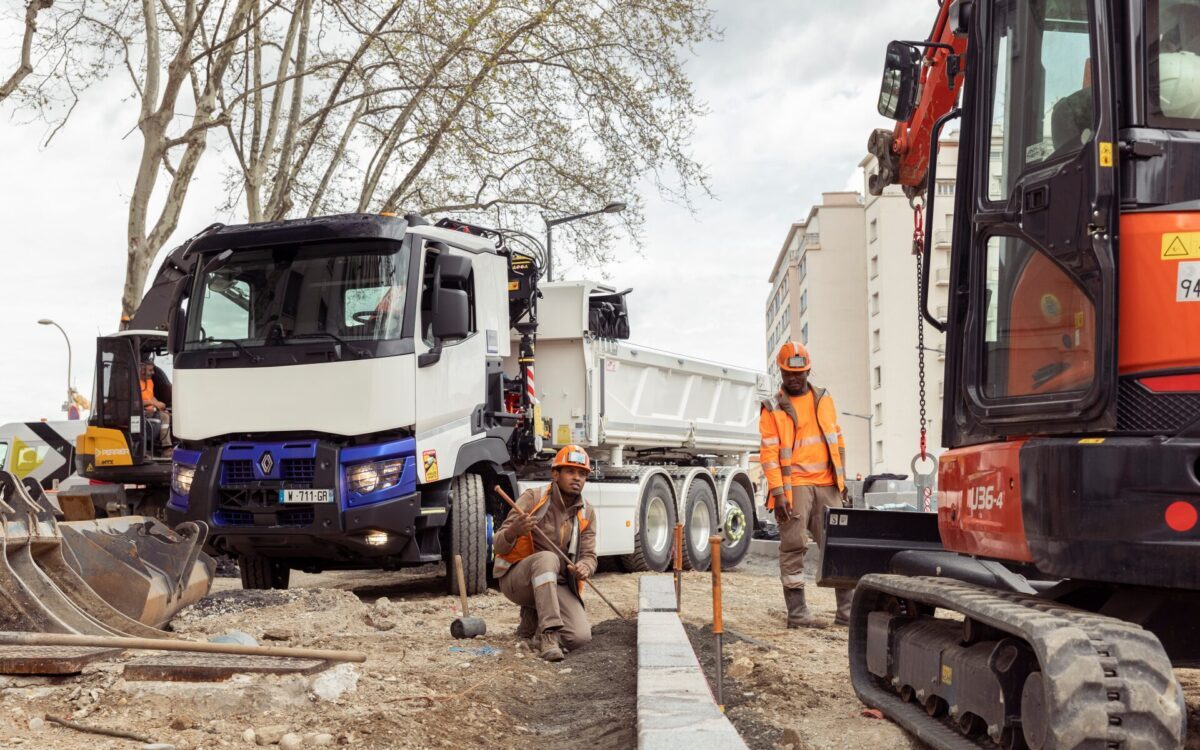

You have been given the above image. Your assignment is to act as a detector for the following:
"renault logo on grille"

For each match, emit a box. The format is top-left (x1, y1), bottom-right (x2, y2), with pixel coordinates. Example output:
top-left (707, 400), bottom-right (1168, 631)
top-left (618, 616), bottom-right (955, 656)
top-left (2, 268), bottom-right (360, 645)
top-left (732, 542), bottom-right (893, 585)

top-left (259, 452), bottom-right (275, 475)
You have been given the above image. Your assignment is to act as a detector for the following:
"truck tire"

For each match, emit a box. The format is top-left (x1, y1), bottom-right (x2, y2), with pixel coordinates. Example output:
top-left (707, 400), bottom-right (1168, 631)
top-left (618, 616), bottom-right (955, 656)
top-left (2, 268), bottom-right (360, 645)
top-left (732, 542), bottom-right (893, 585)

top-left (620, 475), bottom-right (676, 573)
top-left (447, 473), bottom-right (488, 596)
top-left (721, 482), bottom-right (754, 569)
top-left (239, 555), bottom-right (290, 590)
top-left (681, 481), bottom-right (717, 571)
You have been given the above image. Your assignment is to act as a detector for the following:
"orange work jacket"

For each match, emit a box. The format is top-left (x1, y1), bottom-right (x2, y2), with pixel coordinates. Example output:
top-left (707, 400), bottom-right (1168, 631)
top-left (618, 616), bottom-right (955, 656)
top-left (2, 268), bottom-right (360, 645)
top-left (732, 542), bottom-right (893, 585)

top-left (759, 385), bottom-right (846, 510)
top-left (494, 484), bottom-right (592, 593)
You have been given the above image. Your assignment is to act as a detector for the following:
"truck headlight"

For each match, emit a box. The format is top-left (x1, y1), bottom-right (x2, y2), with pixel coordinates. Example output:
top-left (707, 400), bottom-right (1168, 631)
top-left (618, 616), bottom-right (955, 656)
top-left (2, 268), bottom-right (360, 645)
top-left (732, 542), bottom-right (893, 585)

top-left (172, 464), bottom-right (196, 496)
top-left (347, 458), bottom-right (406, 495)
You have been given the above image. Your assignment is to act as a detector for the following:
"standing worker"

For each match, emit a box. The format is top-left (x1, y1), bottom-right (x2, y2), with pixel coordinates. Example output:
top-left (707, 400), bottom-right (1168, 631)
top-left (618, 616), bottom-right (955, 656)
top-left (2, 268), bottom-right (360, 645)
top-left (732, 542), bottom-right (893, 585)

top-left (760, 342), bottom-right (854, 628)
top-left (493, 445), bottom-right (597, 661)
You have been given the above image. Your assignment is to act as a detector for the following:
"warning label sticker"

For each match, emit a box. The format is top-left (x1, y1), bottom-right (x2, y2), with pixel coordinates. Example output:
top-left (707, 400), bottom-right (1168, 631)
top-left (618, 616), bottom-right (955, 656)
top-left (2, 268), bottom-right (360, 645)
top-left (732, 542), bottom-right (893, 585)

top-left (1162, 232), bottom-right (1200, 260)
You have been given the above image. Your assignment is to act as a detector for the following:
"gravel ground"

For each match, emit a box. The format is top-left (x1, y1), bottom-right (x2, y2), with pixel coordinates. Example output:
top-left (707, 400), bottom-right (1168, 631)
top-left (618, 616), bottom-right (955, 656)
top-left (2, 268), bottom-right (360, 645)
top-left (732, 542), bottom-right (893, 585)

top-left (0, 553), bottom-right (1197, 750)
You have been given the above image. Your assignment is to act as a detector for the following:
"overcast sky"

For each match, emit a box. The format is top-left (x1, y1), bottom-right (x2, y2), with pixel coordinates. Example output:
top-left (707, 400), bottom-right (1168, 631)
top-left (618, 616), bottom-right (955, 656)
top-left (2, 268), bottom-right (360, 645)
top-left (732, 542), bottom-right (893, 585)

top-left (0, 0), bottom-right (929, 426)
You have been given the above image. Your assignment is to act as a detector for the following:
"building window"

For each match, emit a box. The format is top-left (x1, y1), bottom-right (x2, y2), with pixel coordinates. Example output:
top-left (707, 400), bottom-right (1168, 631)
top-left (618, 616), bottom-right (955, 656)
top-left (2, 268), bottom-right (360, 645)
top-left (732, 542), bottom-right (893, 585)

top-left (872, 329), bottom-right (880, 352)
top-left (869, 219), bottom-right (878, 243)
top-left (798, 256), bottom-right (807, 282)
top-left (938, 380), bottom-right (944, 397)
top-left (801, 323), bottom-right (809, 345)
top-left (800, 290), bottom-right (807, 315)
top-left (871, 292), bottom-right (880, 316)
top-left (936, 180), bottom-right (955, 196)
top-left (873, 403), bottom-right (882, 426)
top-left (875, 440), bottom-right (883, 464)
top-left (870, 255), bottom-right (878, 279)
top-left (873, 366), bottom-right (882, 389)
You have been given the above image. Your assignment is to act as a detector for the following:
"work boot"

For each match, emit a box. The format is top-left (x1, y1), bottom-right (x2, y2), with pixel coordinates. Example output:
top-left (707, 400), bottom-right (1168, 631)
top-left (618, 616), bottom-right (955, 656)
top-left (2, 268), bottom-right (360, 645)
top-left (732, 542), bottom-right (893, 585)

top-left (833, 587), bottom-right (854, 627)
top-left (516, 606), bottom-right (538, 640)
top-left (538, 629), bottom-right (565, 662)
top-left (784, 587), bottom-right (827, 629)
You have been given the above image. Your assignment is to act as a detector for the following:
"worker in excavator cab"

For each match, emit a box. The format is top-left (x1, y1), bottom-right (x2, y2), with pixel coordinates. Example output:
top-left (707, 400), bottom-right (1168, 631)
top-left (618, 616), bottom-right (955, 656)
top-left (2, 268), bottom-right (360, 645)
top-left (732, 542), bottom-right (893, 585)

top-left (1156, 1), bottom-right (1200, 119)
top-left (138, 355), bottom-right (171, 452)
top-left (759, 342), bottom-right (854, 628)
top-left (493, 445), bottom-right (597, 662)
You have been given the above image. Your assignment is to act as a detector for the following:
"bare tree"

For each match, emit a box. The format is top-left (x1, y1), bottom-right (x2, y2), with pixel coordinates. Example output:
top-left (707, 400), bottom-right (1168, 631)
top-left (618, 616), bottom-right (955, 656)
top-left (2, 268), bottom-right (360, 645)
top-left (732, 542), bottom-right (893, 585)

top-left (0, 0), bottom-right (55, 103)
top-left (219, 0), bottom-right (716, 268)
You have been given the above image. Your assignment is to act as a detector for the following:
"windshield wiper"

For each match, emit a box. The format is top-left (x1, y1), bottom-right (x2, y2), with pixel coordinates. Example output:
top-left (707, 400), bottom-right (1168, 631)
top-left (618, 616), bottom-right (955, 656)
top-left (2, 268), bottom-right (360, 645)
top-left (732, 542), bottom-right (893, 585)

top-left (287, 332), bottom-right (372, 359)
top-left (189, 337), bottom-right (263, 363)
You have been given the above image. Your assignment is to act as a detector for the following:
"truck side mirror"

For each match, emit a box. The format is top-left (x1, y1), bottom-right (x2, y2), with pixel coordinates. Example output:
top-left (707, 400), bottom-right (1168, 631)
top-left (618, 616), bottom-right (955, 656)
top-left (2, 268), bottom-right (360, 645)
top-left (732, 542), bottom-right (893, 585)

top-left (433, 288), bottom-right (470, 341)
top-left (877, 41), bottom-right (921, 121)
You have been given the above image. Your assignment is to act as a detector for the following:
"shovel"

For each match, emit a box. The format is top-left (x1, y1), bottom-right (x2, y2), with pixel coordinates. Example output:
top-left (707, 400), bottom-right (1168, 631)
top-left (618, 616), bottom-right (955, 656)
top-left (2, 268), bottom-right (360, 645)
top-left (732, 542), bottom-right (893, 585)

top-left (450, 554), bottom-right (486, 639)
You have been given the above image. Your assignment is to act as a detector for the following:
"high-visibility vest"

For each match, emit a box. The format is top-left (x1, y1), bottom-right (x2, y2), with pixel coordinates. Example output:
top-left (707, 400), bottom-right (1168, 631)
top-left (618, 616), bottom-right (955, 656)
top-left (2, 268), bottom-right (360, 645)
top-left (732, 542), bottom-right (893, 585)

top-left (759, 385), bottom-right (846, 510)
top-left (494, 485), bottom-right (591, 592)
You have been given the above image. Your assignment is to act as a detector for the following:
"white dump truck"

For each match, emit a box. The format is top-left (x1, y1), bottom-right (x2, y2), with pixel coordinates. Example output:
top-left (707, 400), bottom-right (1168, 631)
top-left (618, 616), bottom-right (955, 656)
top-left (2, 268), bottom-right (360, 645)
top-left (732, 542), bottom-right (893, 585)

top-left (163, 214), bottom-right (765, 593)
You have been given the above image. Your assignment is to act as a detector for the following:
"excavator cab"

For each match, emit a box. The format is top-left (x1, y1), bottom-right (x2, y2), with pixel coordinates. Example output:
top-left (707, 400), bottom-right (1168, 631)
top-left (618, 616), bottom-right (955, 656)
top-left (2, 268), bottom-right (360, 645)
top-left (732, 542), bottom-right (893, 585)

top-left (72, 331), bottom-right (174, 517)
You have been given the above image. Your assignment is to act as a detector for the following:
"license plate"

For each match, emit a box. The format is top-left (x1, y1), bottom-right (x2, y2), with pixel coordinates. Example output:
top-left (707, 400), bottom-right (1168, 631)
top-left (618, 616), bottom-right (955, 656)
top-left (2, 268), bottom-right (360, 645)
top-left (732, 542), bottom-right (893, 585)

top-left (279, 489), bottom-right (333, 504)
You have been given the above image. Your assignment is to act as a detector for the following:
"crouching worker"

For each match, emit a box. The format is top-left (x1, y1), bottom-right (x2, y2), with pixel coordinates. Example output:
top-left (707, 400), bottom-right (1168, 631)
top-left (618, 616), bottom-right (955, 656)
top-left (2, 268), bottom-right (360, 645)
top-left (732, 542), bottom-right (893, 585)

top-left (493, 445), bottom-right (597, 662)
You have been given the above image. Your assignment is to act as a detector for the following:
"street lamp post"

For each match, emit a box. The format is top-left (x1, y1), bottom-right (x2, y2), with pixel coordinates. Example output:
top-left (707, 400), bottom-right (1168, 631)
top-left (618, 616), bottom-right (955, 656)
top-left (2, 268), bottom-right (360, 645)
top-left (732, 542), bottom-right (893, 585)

top-left (38, 319), bottom-right (73, 412)
top-left (841, 411), bottom-right (874, 475)
top-left (543, 201), bottom-right (627, 282)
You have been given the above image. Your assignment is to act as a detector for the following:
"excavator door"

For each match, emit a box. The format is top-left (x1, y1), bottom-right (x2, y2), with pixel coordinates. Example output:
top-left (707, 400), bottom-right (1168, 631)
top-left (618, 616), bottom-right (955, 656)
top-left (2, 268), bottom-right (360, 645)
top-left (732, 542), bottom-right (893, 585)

top-left (945, 0), bottom-right (1120, 443)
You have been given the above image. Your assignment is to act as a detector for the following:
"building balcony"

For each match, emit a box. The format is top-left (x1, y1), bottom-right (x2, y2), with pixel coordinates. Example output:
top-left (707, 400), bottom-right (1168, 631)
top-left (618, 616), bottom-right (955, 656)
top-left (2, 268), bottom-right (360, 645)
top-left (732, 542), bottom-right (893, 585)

top-left (799, 232), bottom-right (820, 252)
top-left (934, 267), bottom-right (950, 286)
top-left (935, 305), bottom-right (949, 320)
top-left (934, 229), bottom-right (952, 249)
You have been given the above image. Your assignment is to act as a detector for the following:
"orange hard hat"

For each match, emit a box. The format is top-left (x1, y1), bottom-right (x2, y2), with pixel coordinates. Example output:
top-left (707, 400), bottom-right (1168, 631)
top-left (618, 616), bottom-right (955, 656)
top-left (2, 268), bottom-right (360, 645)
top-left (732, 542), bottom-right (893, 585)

top-left (552, 444), bottom-right (592, 473)
top-left (777, 341), bottom-right (812, 372)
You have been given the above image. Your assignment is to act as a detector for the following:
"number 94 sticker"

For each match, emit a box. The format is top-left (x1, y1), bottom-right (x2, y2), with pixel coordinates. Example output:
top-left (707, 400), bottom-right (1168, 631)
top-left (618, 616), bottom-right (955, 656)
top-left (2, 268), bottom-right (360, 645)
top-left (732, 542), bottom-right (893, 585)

top-left (1179, 262), bottom-right (1200, 302)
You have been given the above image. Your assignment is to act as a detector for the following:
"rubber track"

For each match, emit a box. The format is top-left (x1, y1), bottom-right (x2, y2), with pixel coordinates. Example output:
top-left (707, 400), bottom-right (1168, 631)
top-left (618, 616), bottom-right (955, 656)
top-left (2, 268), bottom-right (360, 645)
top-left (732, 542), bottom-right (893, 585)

top-left (450, 474), bottom-right (487, 595)
top-left (850, 574), bottom-right (1185, 750)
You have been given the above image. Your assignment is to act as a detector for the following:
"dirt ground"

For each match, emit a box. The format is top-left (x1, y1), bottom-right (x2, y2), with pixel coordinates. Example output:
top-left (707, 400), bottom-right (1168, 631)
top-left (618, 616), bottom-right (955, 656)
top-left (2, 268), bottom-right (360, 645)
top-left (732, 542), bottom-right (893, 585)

top-left (1, 553), bottom-right (1199, 750)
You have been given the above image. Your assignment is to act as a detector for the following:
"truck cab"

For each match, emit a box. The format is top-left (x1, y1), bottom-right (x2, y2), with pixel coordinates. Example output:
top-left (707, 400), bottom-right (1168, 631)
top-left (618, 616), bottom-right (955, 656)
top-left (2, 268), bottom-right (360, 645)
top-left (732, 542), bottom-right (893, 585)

top-left (164, 214), bottom-right (516, 592)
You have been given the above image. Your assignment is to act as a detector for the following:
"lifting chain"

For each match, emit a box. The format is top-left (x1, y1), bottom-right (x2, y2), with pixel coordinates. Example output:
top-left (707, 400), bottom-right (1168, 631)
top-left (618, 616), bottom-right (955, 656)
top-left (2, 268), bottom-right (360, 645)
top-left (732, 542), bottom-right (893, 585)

top-left (911, 204), bottom-right (928, 460)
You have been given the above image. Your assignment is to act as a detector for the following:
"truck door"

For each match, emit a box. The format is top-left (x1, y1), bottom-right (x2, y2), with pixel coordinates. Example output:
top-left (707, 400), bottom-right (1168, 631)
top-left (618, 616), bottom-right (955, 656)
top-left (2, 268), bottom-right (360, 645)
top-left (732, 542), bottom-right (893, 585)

top-left (413, 241), bottom-right (487, 476)
top-left (946, 0), bottom-right (1119, 443)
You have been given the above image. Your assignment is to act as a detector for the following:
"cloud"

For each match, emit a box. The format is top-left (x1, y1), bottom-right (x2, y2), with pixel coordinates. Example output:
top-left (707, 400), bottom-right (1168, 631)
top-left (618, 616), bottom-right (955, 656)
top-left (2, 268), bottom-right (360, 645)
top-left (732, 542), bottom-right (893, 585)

top-left (0, 1), bottom-right (932, 424)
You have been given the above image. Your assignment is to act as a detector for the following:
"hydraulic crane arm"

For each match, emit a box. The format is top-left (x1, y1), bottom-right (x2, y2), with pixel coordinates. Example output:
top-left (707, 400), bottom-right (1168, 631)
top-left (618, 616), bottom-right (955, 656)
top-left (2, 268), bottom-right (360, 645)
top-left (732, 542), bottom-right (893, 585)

top-left (866, 1), bottom-right (968, 199)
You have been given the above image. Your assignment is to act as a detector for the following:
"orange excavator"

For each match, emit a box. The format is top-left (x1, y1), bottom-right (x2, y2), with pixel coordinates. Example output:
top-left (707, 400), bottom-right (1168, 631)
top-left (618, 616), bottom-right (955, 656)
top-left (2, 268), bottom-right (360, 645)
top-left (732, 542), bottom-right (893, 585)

top-left (820, 1), bottom-right (1200, 748)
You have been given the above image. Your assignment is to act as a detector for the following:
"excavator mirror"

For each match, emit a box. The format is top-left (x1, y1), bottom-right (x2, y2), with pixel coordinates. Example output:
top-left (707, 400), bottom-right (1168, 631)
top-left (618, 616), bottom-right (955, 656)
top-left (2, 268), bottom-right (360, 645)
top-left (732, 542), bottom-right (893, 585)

top-left (877, 41), bottom-right (921, 121)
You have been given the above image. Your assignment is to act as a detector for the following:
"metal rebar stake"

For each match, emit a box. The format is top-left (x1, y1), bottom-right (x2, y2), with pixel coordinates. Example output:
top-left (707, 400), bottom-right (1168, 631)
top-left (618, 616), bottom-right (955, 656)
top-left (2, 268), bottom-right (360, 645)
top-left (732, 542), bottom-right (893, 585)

top-left (673, 523), bottom-right (683, 612)
top-left (710, 533), bottom-right (724, 711)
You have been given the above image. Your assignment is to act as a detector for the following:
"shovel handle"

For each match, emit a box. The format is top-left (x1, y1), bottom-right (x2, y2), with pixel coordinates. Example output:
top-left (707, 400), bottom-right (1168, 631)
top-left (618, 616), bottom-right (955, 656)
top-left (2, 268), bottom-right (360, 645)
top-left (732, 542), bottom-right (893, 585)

top-left (453, 554), bottom-right (469, 615)
top-left (493, 485), bottom-right (627, 621)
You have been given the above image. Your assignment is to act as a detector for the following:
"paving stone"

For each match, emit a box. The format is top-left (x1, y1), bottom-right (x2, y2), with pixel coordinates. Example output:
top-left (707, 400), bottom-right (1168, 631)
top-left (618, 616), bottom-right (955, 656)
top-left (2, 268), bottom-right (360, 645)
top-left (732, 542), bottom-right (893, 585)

top-left (638, 575), bottom-right (678, 613)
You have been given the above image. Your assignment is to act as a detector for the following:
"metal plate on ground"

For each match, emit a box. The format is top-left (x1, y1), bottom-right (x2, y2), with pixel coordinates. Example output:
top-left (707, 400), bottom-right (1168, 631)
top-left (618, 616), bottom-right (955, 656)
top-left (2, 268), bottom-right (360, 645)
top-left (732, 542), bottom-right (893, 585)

top-left (0, 645), bottom-right (119, 674)
top-left (123, 654), bottom-right (328, 682)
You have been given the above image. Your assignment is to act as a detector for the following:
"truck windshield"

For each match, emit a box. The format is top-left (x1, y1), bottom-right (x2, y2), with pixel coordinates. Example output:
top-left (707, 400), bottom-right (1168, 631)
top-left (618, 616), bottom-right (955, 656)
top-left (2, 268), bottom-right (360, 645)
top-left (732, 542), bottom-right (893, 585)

top-left (184, 243), bottom-right (410, 353)
top-left (1149, 0), bottom-right (1200, 125)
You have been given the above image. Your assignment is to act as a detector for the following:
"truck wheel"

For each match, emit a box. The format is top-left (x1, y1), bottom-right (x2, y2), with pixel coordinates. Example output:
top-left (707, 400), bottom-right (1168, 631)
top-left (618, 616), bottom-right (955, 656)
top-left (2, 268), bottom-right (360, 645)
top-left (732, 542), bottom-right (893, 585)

top-left (681, 481), bottom-right (717, 571)
top-left (620, 475), bottom-right (676, 573)
top-left (239, 556), bottom-right (290, 590)
top-left (721, 482), bottom-right (754, 569)
top-left (447, 473), bottom-right (488, 596)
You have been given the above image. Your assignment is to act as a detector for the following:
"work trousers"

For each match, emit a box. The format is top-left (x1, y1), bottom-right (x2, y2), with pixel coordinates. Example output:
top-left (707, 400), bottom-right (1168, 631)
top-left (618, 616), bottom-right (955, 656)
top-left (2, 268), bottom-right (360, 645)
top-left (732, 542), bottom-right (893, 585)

top-left (499, 551), bottom-right (592, 650)
top-left (778, 483), bottom-right (843, 590)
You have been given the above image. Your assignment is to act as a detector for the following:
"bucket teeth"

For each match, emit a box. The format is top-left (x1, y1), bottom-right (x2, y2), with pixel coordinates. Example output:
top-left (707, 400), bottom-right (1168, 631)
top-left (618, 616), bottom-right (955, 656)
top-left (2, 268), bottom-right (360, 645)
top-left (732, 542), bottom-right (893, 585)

top-left (0, 471), bottom-right (213, 639)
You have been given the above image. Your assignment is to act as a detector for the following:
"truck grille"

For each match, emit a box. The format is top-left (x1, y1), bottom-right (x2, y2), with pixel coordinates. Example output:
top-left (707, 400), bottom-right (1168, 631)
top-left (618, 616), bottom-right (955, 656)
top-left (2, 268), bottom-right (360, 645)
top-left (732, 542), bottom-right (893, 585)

top-left (214, 507), bottom-right (313, 527)
top-left (282, 458), bottom-right (316, 484)
top-left (222, 461), bottom-right (255, 484)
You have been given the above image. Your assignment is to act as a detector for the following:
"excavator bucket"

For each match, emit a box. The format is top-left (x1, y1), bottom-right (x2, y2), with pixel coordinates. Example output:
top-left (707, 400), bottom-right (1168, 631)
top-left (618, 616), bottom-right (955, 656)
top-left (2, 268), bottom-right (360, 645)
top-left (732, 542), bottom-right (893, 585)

top-left (0, 472), bottom-right (213, 635)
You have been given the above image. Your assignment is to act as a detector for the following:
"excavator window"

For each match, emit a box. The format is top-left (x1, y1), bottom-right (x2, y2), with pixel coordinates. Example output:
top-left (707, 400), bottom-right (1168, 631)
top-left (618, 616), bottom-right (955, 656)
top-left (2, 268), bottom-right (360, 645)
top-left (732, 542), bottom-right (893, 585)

top-left (987, 0), bottom-right (1094, 201)
top-left (1148, 0), bottom-right (1200, 124)
top-left (982, 237), bottom-right (1096, 398)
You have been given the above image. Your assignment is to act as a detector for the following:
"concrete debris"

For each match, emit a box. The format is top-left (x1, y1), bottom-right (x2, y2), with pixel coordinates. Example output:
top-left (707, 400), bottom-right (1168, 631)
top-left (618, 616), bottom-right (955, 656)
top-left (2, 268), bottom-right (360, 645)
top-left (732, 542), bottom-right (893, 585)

top-left (310, 664), bottom-right (359, 702)
top-left (727, 657), bottom-right (755, 680)
top-left (255, 725), bottom-right (290, 745)
top-left (26, 718), bottom-right (43, 731)
top-left (262, 629), bottom-right (293, 642)
top-left (304, 732), bottom-right (335, 747)
top-left (279, 732), bottom-right (304, 750)
top-left (242, 728), bottom-right (257, 744)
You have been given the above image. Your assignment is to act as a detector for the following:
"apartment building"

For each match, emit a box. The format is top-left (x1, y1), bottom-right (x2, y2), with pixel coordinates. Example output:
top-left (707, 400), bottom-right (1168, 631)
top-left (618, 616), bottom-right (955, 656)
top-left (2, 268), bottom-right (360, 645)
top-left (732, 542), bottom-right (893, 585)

top-left (764, 192), bottom-right (871, 476)
top-left (861, 137), bottom-right (959, 473)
